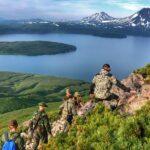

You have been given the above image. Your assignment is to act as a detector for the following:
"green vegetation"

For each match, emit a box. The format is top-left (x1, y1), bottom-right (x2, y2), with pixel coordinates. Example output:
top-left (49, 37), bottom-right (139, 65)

top-left (46, 103), bottom-right (150, 150)
top-left (0, 23), bottom-right (127, 39)
top-left (0, 72), bottom-right (89, 114)
top-left (0, 41), bottom-right (76, 56)
top-left (135, 64), bottom-right (150, 83)
top-left (0, 65), bottom-right (149, 149)
top-left (0, 101), bottom-right (61, 135)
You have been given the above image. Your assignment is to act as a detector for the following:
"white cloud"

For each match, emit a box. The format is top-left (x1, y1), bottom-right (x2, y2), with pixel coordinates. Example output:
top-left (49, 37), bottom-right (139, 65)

top-left (0, 0), bottom-right (149, 20)
top-left (106, 0), bottom-right (150, 11)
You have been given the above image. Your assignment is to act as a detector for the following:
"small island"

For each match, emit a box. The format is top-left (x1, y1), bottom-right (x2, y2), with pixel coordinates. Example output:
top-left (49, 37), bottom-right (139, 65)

top-left (0, 41), bottom-right (76, 56)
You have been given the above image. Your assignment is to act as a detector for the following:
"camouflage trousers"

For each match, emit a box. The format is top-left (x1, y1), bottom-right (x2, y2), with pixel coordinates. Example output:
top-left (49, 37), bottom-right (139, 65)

top-left (27, 128), bottom-right (48, 150)
top-left (95, 93), bottom-right (119, 110)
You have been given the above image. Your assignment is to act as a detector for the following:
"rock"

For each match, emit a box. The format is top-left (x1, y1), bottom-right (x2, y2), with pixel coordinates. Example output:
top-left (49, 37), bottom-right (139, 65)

top-left (77, 100), bottom-right (95, 116)
top-left (111, 73), bottom-right (150, 114)
top-left (51, 118), bottom-right (67, 136)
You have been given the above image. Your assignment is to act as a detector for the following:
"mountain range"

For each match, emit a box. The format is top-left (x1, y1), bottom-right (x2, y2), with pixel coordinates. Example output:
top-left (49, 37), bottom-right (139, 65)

top-left (0, 8), bottom-right (150, 37)
top-left (81, 8), bottom-right (150, 29)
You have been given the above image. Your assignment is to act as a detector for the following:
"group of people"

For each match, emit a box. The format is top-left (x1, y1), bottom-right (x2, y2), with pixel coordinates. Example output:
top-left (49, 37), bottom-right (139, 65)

top-left (0, 64), bottom-right (133, 150)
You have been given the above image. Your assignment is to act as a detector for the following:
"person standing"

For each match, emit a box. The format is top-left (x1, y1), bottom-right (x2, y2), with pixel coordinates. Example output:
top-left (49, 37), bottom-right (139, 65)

top-left (28, 102), bottom-right (51, 150)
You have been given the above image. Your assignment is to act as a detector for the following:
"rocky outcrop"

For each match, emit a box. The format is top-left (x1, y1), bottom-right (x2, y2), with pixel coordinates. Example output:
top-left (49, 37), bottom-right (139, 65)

top-left (112, 73), bottom-right (150, 114)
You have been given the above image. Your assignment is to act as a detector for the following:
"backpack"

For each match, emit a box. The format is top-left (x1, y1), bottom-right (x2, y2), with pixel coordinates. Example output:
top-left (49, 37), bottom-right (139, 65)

top-left (66, 101), bottom-right (73, 124)
top-left (2, 132), bottom-right (18, 150)
top-left (94, 74), bottom-right (112, 99)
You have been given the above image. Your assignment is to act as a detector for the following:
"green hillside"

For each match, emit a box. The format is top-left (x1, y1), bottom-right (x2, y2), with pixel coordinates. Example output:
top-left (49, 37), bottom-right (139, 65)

top-left (0, 72), bottom-right (89, 114)
top-left (0, 101), bottom-right (61, 134)
top-left (46, 103), bottom-right (150, 150)
top-left (0, 41), bottom-right (76, 56)
top-left (45, 64), bottom-right (150, 149)
top-left (0, 64), bottom-right (149, 149)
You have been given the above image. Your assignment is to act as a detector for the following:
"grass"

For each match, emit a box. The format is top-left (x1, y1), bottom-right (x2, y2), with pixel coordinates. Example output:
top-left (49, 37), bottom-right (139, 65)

top-left (135, 64), bottom-right (150, 83)
top-left (0, 41), bottom-right (76, 56)
top-left (46, 103), bottom-right (150, 150)
top-left (0, 101), bottom-right (61, 135)
top-left (0, 64), bottom-right (150, 149)
top-left (0, 72), bottom-right (89, 114)
top-left (44, 64), bottom-right (150, 150)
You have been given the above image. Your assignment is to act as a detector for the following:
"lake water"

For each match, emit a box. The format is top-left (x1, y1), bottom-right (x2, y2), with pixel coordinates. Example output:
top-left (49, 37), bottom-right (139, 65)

top-left (0, 33), bottom-right (149, 81)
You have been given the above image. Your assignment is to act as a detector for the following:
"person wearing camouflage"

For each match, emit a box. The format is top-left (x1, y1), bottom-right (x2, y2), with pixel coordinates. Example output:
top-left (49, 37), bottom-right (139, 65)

top-left (51, 89), bottom-right (77, 136)
top-left (60, 88), bottom-right (77, 125)
top-left (0, 120), bottom-right (25, 150)
top-left (74, 92), bottom-right (84, 110)
top-left (90, 64), bottom-right (131, 110)
top-left (28, 102), bottom-right (51, 150)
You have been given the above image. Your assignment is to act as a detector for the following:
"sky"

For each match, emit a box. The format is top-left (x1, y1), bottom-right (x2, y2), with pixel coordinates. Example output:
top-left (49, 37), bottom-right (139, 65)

top-left (0, 0), bottom-right (150, 21)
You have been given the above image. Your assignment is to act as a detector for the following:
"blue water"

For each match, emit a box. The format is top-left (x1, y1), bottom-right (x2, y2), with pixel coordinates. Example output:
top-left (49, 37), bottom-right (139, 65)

top-left (0, 33), bottom-right (149, 81)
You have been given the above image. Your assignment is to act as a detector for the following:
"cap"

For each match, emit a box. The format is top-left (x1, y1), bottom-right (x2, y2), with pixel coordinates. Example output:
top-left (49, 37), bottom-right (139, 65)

top-left (103, 64), bottom-right (110, 69)
top-left (38, 102), bottom-right (48, 107)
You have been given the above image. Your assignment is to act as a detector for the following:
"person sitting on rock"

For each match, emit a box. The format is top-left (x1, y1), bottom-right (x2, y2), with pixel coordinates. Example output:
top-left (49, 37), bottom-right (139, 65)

top-left (0, 120), bottom-right (25, 150)
top-left (90, 64), bottom-right (131, 110)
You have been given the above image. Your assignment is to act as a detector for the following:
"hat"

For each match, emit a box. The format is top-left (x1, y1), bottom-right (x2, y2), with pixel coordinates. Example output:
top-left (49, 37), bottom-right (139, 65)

top-left (102, 64), bottom-right (111, 69)
top-left (38, 102), bottom-right (48, 107)
top-left (9, 120), bottom-right (18, 127)
top-left (74, 92), bottom-right (80, 97)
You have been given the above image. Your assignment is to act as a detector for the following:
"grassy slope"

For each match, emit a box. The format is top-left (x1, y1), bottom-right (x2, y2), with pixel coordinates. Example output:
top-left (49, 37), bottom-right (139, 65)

top-left (45, 64), bottom-right (150, 149)
top-left (46, 103), bottom-right (150, 150)
top-left (0, 72), bottom-right (89, 113)
top-left (0, 41), bottom-right (76, 56)
top-left (0, 64), bottom-right (150, 148)
top-left (0, 101), bottom-right (61, 134)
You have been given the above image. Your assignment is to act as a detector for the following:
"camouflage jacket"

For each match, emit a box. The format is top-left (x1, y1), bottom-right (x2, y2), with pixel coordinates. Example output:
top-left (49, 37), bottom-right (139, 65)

top-left (0, 131), bottom-right (25, 150)
top-left (30, 111), bottom-right (51, 133)
top-left (92, 69), bottom-right (130, 99)
top-left (60, 97), bottom-right (77, 119)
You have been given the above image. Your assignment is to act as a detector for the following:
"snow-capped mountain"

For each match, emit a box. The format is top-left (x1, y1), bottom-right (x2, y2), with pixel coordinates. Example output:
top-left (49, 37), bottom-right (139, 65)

top-left (81, 8), bottom-right (150, 29)
top-left (81, 12), bottom-right (114, 25)
top-left (0, 8), bottom-right (149, 37)
top-left (20, 19), bottom-right (51, 24)
top-left (127, 8), bottom-right (150, 28)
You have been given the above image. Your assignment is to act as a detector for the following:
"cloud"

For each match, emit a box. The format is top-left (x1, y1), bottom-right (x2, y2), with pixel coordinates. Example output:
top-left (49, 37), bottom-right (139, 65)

top-left (0, 0), bottom-right (98, 20)
top-left (0, 0), bottom-right (149, 20)
top-left (106, 0), bottom-right (150, 11)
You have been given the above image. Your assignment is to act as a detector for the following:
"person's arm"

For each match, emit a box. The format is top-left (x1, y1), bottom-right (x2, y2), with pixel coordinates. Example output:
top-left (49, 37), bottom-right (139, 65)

top-left (59, 103), bottom-right (64, 115)
top-left (90, 83), bottom-right (95, 94)
top-left (90, 76), bottom-right (97, 94)
top-left (70, 101), bottom-right (77, 115)
top-left (45, 114), bottom-right (52, 135)
top-left (110, 76), bottom-right (130, 92)
top-left (29, 111), bottom-right (40, 136)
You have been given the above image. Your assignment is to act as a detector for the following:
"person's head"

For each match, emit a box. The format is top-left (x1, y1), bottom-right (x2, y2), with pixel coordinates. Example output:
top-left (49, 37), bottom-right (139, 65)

top-left (74, 92), bottom-right (80, 98)
top-left (102, 64), bottom-right (111, 72)
top-left (38, 102), bottom-right (48, 112)
top-left (9, 120), bottom-right (18, 131)
top-left (66, 88), bottom-right (72, 98)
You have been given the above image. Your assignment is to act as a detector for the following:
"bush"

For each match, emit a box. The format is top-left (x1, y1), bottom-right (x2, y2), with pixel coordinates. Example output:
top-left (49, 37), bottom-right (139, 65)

top-left (46, 103), bottom-right (150, 150)
top-left (135, 64), bottom-right (150, 83)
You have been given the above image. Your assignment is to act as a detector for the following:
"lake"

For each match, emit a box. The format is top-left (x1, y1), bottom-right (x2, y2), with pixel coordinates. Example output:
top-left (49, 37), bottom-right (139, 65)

top-left (0, 33), bottom-right (149, 81)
